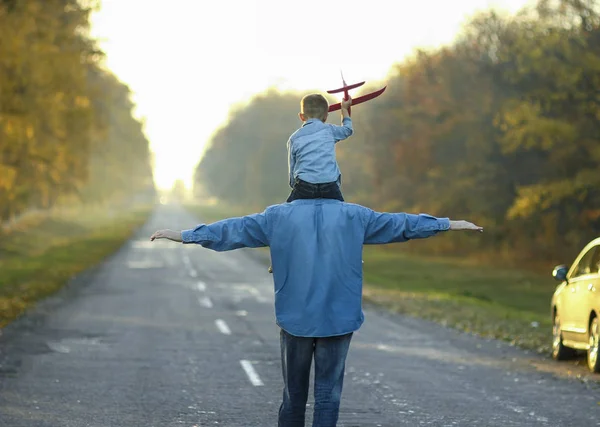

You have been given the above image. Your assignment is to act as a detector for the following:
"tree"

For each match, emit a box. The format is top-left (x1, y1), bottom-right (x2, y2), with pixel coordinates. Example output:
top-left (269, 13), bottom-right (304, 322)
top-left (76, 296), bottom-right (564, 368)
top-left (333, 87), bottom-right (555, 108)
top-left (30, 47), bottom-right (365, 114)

top-left (0, 0), bottom-right (154, 221)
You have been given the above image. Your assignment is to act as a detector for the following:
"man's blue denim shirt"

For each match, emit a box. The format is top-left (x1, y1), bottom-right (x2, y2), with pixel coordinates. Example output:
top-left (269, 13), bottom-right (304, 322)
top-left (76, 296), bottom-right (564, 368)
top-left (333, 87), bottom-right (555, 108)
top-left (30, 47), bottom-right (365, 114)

top-left (287, 117), bottom-right (353, 188)
top-left (181, 199), bottom-right (450, 337)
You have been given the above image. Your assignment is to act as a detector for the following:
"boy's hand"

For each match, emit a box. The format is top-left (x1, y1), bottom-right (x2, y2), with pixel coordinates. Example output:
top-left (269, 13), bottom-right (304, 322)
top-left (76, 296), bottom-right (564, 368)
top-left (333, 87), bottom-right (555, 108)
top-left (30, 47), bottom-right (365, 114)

top-left (448, 220), bottom-right (483, 232)
top-left (150, 229), bottom-right (183, 242)
top-left (341, 96), bottom-right (352, 110)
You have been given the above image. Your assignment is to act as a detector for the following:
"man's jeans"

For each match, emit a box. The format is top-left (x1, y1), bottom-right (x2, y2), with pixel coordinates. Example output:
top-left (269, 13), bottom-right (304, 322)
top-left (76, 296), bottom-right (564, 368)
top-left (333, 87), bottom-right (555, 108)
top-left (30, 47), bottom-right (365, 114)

top-left (278, 329), bottom-right (353, 427)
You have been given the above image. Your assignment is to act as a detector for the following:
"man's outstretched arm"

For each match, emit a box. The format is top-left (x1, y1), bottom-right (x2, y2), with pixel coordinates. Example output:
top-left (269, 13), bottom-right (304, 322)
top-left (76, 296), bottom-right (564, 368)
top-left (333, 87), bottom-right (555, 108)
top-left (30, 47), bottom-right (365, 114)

top-left (150, 211), bottom-right (270, 251)
top-left (362, 209), bottom-right (482, 245)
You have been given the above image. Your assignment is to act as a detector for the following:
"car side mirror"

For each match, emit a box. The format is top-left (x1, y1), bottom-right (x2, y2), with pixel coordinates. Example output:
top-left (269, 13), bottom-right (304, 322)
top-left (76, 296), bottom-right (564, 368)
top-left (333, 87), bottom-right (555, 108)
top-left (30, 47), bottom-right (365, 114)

top-left (552, 265), bottom-right (569, 283)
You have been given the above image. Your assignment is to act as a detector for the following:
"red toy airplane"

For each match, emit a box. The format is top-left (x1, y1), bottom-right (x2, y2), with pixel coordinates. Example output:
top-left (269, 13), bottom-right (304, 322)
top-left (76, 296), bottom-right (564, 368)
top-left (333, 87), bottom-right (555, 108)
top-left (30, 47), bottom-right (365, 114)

top-left (327, 71), bottom-right (386, 115)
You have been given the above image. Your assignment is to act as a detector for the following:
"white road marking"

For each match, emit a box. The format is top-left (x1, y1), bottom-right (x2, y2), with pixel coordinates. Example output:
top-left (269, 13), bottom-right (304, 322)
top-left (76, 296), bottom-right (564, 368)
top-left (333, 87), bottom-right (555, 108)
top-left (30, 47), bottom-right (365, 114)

top-left (196, 281), bottom-right (206, 291)
top-left (182, 252), bottom-right (198, 277)
top-left (240, 360), bottom-right (264, 386)
top-left (222, 283), bottom-right (271, 303)
top-left (198, 296), bottom-right (213, 308)
top-left (215, 319), bottom-right (231, 335)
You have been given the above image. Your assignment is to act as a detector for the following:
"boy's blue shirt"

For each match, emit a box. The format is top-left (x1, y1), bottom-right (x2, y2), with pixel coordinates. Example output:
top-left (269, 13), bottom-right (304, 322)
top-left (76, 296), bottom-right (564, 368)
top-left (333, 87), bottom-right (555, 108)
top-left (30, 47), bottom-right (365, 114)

top-left (287, 117), bottom-right (353, 188)
top-left (181, 199), bottom-right (450, 337)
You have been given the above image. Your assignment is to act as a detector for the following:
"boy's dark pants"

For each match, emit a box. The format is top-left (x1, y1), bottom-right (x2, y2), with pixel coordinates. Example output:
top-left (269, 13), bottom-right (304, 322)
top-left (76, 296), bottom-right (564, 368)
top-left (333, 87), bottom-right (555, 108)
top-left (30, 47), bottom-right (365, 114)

top-left (278, 329), bottom-right (353, 427)
top-left (287, 178), bottom-right (344, 202)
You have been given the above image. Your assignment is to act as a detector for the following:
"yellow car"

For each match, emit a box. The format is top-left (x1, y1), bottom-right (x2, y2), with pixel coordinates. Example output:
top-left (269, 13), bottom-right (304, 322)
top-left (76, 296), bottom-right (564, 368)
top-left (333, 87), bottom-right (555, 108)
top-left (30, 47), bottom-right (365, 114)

top-left (551, 237), bottom-right (600, 373)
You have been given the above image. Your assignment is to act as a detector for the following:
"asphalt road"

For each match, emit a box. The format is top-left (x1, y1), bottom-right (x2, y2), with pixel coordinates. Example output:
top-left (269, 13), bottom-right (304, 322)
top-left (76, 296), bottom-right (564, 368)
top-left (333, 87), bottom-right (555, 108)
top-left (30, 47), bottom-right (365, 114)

top-left (1, 204), bottom-right (599, 427)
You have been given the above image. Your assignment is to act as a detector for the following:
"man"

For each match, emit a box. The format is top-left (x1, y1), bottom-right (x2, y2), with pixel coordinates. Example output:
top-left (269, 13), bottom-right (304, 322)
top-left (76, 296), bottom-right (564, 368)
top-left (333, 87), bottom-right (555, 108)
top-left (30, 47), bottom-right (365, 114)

top-left (150, 199), bottom-right (482, 427)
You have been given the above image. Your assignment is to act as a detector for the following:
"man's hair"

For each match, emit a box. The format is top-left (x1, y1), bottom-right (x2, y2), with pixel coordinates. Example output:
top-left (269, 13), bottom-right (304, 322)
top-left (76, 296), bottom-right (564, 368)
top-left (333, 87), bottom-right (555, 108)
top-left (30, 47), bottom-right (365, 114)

top-left (301, 94), bottom-right (329, 121)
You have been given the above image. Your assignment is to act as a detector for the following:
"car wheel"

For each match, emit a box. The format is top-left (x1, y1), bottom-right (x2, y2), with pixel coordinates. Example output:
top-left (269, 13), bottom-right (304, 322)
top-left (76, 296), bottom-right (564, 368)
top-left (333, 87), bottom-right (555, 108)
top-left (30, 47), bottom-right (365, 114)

top-left (553, 313), bottom-right (575, 360)
top-left (587, 317), bottom-right (600, 373)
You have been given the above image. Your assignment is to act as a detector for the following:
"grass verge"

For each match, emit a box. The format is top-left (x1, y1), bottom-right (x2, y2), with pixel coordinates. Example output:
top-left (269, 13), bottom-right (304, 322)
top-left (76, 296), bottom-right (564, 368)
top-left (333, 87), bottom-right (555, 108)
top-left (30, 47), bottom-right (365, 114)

top-left (184, 202), bottom-right (554, 354)
top-left (0, 205), bottom-right (152, 328)
top-left (362, 247), bottom-right (552, 353)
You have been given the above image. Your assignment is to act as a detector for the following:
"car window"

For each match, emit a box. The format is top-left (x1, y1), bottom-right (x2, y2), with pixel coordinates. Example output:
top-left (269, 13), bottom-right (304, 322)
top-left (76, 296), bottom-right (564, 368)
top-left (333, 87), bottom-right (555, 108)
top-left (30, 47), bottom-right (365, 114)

top-left (571, 246), bottom-right (599, 278)
top-left (592, 246), bottom-right (600, 275)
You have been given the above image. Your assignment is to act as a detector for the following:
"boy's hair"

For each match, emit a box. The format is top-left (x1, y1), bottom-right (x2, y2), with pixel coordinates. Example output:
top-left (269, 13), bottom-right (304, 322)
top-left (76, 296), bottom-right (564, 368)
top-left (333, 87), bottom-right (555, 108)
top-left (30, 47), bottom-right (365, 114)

top-left (301, 94), bottom-right (329, 121)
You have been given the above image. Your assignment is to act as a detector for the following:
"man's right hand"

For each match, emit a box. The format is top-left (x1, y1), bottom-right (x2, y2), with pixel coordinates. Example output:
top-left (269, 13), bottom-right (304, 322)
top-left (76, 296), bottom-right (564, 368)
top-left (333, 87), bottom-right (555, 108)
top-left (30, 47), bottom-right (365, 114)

top-left (449, 220), bottom-right (483, 232)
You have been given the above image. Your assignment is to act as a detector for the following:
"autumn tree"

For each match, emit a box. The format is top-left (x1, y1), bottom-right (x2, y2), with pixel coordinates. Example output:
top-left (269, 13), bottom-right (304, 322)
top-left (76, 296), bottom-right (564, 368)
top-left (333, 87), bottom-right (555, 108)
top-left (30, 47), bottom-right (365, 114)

top-left (0, 0), bottom-right (155, 221)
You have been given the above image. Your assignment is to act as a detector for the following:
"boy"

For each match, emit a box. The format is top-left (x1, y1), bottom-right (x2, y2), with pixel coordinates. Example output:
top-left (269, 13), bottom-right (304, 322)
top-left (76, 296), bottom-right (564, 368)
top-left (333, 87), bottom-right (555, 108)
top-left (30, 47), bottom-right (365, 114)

top-left (286, 93), bottom-right (353, 203)
top-left (268, 93), bottom-right (353, 273)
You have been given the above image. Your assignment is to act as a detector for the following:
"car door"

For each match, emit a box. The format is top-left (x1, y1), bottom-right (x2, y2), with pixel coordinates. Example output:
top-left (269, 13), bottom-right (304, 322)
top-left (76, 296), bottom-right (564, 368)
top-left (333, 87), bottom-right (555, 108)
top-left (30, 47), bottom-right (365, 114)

top-left (584, 246), bottom-right (600, 335)
top-left (563, 245), bottom-right (599, 344)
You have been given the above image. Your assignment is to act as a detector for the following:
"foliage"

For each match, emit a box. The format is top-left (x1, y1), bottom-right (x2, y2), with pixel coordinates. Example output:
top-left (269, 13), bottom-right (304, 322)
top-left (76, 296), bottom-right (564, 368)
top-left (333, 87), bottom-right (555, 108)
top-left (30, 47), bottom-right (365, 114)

top-left (194, 0), bottom-right (600, 266)
top-left (0, 0), bottom-right (155, 222)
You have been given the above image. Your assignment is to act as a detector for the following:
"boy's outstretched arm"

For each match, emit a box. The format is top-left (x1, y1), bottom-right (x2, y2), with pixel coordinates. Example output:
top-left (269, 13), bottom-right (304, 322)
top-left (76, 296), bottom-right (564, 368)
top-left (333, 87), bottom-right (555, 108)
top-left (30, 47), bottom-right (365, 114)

top-left (330, 96), bottom-right (353, 142)
top-left (150, 211), bottom-right (270, 251)
top-left (341, 96), bottom-right (352, 120)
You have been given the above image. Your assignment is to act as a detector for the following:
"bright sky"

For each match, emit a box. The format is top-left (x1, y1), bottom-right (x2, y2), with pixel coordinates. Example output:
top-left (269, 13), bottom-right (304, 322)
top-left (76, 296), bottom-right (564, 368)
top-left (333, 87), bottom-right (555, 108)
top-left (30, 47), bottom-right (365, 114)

top-left (89, 0), bottom-right (531, 190)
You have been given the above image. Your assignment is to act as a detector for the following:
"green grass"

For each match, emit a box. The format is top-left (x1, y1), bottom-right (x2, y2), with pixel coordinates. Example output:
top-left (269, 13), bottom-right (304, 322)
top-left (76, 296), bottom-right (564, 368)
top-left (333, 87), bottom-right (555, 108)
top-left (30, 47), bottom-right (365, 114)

top-left (363, 248), bottom-right (552, 314)
top-left (0, 205), bottom-right (152, 327)
top-left (362, 247), bottom-right (553, 353)
top-left (185, 202), bottom-right (555, 354)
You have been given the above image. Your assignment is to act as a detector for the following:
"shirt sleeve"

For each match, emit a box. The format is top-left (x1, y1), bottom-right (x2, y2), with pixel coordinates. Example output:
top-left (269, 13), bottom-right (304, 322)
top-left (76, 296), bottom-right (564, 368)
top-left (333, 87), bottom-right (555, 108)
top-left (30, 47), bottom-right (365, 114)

top-left (362, 209), bottom-right (450, 244)
top-left (287, 138), bottom-right (295, 188)
top-left (328, 117), bottom-right (353, 142)
top-left (181, 211), bottom-right (270, 251)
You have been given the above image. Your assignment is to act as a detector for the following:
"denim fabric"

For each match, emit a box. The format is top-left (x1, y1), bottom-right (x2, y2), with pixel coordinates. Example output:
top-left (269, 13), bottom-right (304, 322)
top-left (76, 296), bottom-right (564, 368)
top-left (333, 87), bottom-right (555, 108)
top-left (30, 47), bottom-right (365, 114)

top-left (278, 329), bottom-right (353, 427)
top-left (288, 117), bottom-right (353, 188)
top-left (181, 200), bottom-right (451, 337)
top-left (287, 178), bottom-right (344, 203)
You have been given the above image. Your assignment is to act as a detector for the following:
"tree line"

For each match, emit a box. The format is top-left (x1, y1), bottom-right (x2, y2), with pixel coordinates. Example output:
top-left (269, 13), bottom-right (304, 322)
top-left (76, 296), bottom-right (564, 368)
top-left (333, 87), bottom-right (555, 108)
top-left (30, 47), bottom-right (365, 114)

top-left (0, 0), bottom-right (155, 223)
top-left (195, 0), bottom-right (600, 266)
